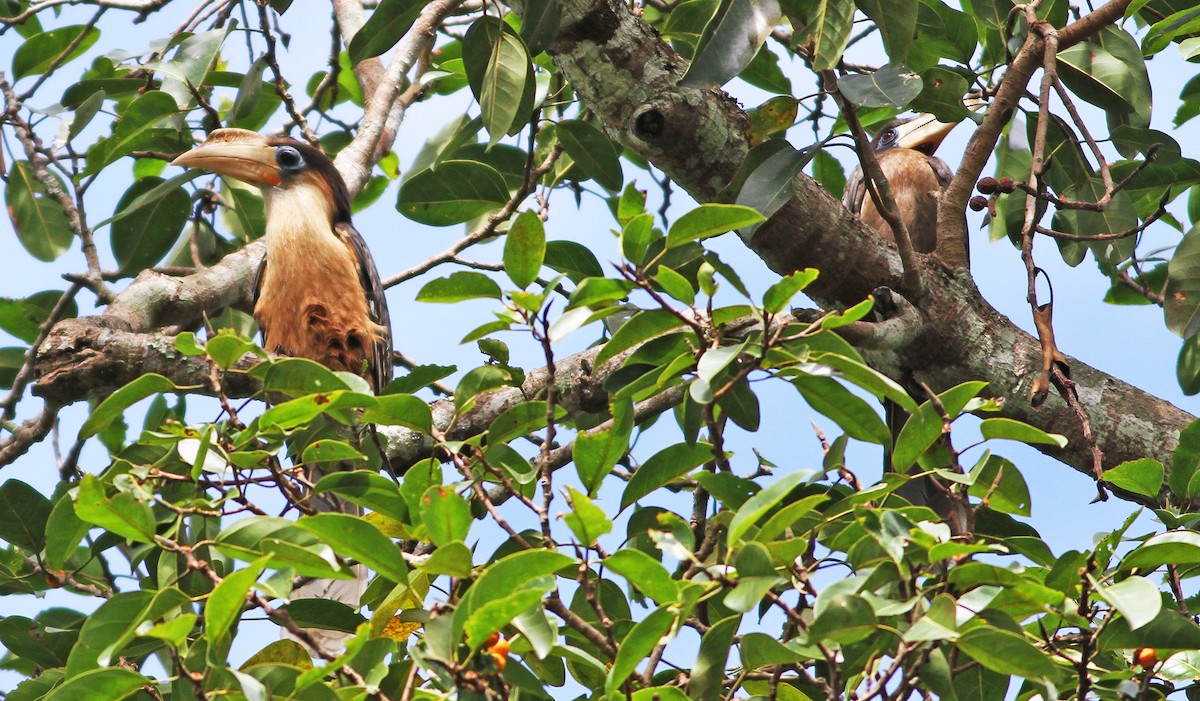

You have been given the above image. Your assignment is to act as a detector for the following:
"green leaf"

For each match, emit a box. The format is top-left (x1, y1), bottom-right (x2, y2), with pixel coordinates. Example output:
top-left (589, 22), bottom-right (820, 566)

top-left (563, 486), bottom-right (613, 546)
top-left (397, 160), bottom-right (510, 226)
top-left (1095, 575), bottom-right (1161, 630)
top-left (205, 557), bottom-right (267, 659)
top-left (0, 479), bottom-right (51, 552)
top-left (360, 392), bottom-right (434, 433)
top-left (0, 290), bottom-right (76, 344)
top-left (1098, 607), bottom-right (1200, 650)
top-left (156, 25), bottom-right (230, 107)
top-left (44, 492), bottom-right (91, 570)
top-left (839, 63), bottom-right (923, 108)
top-left (12, 25), bottom-right (100, 79)
top-left (892, 381), bottom-right (987, 471)
top-left (110, 177), bottom-right (191, 274)
top-left (727, 469), bottom-right (811, 545)
top-left (800, 0), bottom-right (855, 70)
top-left (856, 0), bottom-right (917, 63)
top-left (605, 605), bottom-right (676, 696)
top-left (416, 271), bottom-right (502, 303)
top-left (300, 513), bottom-right (409, 583)
top-left (978, 417), bottom-right (1068, 447)
top-left (1143, 6), bottom-right (1200, 55)
top-left (666, 204), bottom-right (765, 249)
top-left (519, 0), bottom-right (562, 54)
top-left (763, 269), bottom-right (819, 313)
top-left (594, 309), bottom-right (689, 368)
top-left (65, 588), bottom-right (189, 675)
top-left (555, 119), bottom-right (624, 191)
top-left (477, 21), bottom-right (532, 145)
top-left (504, 210), bottom-right (546, 288)
top-left (421, 541), bottom-right (474, 577)
top-left (282, 598), bottom-right (364, 633)
top-left (574, 400), bottom-right (634, 495)
top-left (463, 17), bottom-right (535, 142)
top-left (655, 265), bottom-right (696, 305)
top-left (967, 454), bottom-right (1030, 516)
top-left (1166, 224), bottom-right (1200, 338)
top-left (453, 549), bottom-right (576, 643)
top-left (300, 439), bottom-right (365, 464)
top-left (1102, 458), bottom-right (1164, 498)
top-left (1120, 530), bottom-right (1200, 570)
top-left (1056, 27), bottom-right (1152, 131)
top-left (545, 239), bottom-right (605, 282)
top-left (464, 587), bottom-right (550, 649)
top-left (808, 592), bottom-right (876, 644)
top-left (313, 471), bottom-right (409, 521)
top-left (87, 91), bottom-right (180, 175)
top-left (688, 615), bottom-right (741, 701)
top-left (734, 141), bottom-right (809, 230)
top-left (621, 442), bottom-right (714, 510)
top-left (73, 475), bottom-right (155, 543)
top-left (957, 626), bottom-right (1057, 679)
top-left (6, 161), bottom-right (73, 262)
top-left (347, 0), bottom-right (423, 64)
top-left (680, 0), bottom-right (781, 89)
top-left (215, 516), bottom-right (350, 579)
top-left (419, 486), bottom-right (472, 547)
top-left (42, 667), bottom-right (148, 701)
top-left (604, 549), bottom-right (678, 604)
top-left (794, 376), bottom-right (889, 445)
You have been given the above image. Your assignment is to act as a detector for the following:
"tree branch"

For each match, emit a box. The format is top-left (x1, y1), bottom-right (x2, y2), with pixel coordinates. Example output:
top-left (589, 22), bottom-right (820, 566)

top-left (545, 0), bottom-right (1190, 500)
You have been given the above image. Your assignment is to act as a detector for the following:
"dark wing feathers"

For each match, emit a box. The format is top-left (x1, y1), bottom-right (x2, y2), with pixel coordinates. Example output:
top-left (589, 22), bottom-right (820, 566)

top-left (335, 221), bottom-right (393, 393)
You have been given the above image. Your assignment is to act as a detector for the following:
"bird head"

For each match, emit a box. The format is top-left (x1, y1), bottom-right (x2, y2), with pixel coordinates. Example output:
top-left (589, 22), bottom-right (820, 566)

top-left (870, 113), bottom-right (961, 157)
top-left (871, 98), bottom-right (987, 157)
top-left (172, 128), bottom-right (351, 222)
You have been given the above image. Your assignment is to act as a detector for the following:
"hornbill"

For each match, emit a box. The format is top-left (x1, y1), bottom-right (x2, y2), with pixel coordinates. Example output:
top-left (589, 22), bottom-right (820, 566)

top-left (842, 112), bottom-right (960, 254)
top-left (842, 112), bottom-right (967, 521)
top-left (172, 128), bottom-right (393, 393)
top-left (173, 128), bottom-right (393, 653)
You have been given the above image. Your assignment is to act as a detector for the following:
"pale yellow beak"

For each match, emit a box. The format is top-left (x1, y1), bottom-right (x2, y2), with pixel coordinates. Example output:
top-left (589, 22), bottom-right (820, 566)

top-left (894, 98), bottom-right (987, 153)
top-left (172, 128), bottom-right (281, 187)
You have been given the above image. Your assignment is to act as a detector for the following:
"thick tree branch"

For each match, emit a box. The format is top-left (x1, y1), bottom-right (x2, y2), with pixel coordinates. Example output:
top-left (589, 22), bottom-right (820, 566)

top-left (545, 0), bottom-right (1191, 499)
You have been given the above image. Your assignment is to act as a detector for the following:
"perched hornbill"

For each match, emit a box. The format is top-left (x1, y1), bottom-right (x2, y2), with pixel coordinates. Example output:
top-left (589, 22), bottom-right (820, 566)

top-left (173, 128), bottom-right (393, 393)
top-left (173, 129), bottom-right (393, 653)
top-left (842, 112), bottom-right (961, 254)
top-left (842, 112), bottom-right (967, 522)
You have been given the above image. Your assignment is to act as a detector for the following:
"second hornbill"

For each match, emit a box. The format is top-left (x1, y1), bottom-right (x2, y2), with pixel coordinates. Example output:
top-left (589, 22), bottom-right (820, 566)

top-left (173, 129), bottom-right (392, 653)
top-left (173, 128), bottom-right (393, 393)
top-left (842, 112), bottom-right (967, 521)
top-left (842, 112), bottom-right (961, 254)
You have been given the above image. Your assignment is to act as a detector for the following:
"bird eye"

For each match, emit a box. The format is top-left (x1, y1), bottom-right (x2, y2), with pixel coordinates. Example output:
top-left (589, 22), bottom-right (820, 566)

top-left (275, 145), bottom-right (305, 172)
top-left (882, 129), bottom-right (898, 144)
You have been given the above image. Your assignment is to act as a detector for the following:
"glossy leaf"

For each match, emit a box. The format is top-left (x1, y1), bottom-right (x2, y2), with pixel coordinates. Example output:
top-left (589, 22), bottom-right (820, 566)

top-left (418, 486), bottom-right (471, 547)
top-left (397, 160), bottom-right (510, 225)
top-left (504, 210), bottom-right (546, 288)
top-left (301, 513), bottom-right (410, 583)
top-left (110, 177), bottom-right (191, 274)
top-left (416, 271), bottom-right (502, 303)
top-left (839, 63), bottom-right (923, 108)
top-left (0, 479), bottom-right (52, 552)
top-left (348, 0), bottom-right (423, 64)
top-left (1101, 458), bottom-right (1164, 498)
top-left (6, 161), bottom-right (73, 262)
top-left (621, 442), bottom-right (714, 509)
top-left (680, 0), bottom-right (781, 88)
top-left (12, 25), bottom-right (99, 79)
top-left (666, 204), bottom-right (764, 249)
top-left (73, 475), bottom-right (155, 543)
top-left (556, 119), bottom-right (623, 191)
